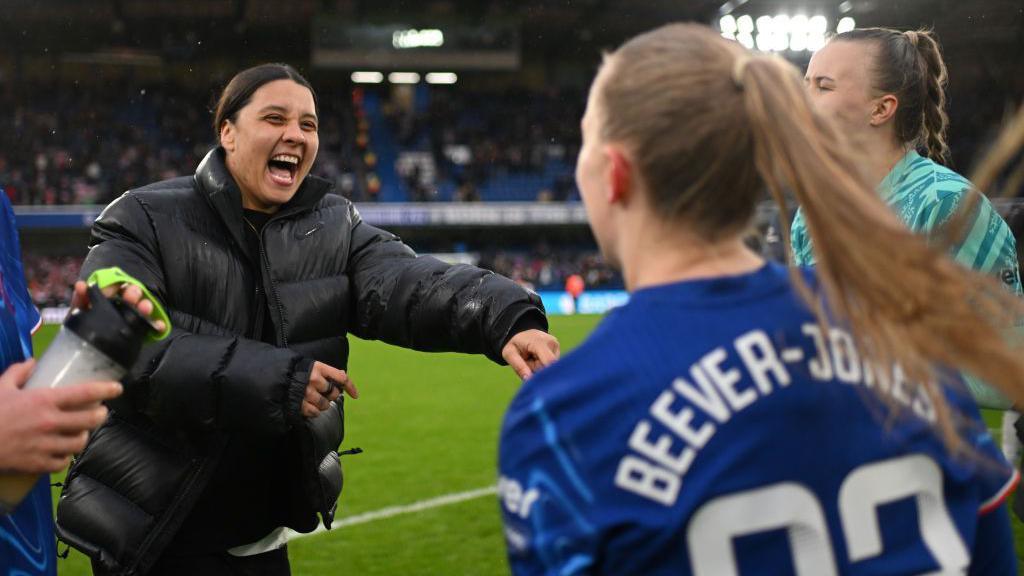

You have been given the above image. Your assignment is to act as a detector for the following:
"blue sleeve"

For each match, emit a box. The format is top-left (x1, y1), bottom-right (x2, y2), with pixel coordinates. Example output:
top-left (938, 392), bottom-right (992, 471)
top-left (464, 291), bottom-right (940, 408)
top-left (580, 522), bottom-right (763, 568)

top-left (968, 504), bottom-right (1017, 576)
top-left (0, 193), bottom-right (54, 576)
top-left (949, 385), bottom-right (1020, 505)
top-left (498, 389), bottom-right (598, 576)
top-left (0, 193), bottom-right (40, 345)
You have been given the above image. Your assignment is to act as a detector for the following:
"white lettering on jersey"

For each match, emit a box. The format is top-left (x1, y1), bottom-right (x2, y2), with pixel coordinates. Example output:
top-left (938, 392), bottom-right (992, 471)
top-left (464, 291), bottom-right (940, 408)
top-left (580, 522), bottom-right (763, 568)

top-left (498, 476), bottom-right (540, 519)
top-left (803, 324), bottom-right (833, 380)
top-left (614, 455), bottom-right (681, 506)
top-left (614, 325), bottom-right (939, 506)
top-left (627, 420), bottom-right (697, 476)
top-left (700, 348), bottom-right (756, 412)
top-left (651, 388), bottom-right (716, 449)
top-left (680, 369), bottom-right (731, 424)
top-left (735, 330), bottom-right (792, 394)
top-left (829, 329), bottom-right (862, 384)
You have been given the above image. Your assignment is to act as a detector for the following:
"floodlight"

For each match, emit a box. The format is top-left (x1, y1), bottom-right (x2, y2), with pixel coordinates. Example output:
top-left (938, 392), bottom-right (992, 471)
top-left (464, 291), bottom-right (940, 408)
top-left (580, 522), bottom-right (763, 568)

top-left (790, 15), bottom-right (809, 35)
top-left (737, 15), bottom-right (755, 34)
top-left (790, 33), bottom-right (808, 52)
top-left (720, 15), bottom-right (738, 34)
top-left (351, 71), bottom-right (384, 84)
top-left (771, 31), bottom-right (789, 51)
top-left (388, 72), bottom-right (421, 84)
top-left (809, 15), bottom-right (828, 35)
top-left (773, 14), bottom-right (790, 34)
top-left (425, 72), bottom-right (458, 85)
top-left (808, 33), bottom-right (827, 52)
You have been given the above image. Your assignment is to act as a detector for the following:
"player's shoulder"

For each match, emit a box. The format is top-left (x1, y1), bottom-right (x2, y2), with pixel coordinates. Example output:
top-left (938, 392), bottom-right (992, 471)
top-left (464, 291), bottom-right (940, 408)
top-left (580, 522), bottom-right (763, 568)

top-left (902, 154), bottom-right (970, 200)
top-left (505, 308), bottom-right (642, 423)
top-left (508, 263), bottom-right (809, 417)
top-left (897, 156), bottom-right (1003, 229)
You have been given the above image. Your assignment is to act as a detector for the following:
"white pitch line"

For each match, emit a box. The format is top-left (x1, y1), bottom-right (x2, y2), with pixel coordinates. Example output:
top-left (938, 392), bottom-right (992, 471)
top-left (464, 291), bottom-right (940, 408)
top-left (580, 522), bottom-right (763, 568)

top-left (287, 485), bottom-right (498, 541)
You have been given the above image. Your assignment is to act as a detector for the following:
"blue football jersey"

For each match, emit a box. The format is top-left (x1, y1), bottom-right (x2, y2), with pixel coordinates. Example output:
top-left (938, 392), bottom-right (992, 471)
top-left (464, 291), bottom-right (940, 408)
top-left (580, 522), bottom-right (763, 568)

top-left (0, 192), bottom-right (53, 576)
top-left (499, 262), bottom-right (1017, 575)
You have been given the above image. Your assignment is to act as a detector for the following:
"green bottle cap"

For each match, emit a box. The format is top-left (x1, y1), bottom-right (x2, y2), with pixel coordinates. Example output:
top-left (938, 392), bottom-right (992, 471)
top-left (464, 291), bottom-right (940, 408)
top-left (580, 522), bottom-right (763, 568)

top-left (86, 267), bottom-right (171, 342)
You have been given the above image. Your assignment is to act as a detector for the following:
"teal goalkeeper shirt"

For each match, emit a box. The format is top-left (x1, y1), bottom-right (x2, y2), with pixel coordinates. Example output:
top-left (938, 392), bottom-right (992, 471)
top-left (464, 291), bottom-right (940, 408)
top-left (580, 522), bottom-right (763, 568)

top-left (790, 150), bottom-right (1023, 409)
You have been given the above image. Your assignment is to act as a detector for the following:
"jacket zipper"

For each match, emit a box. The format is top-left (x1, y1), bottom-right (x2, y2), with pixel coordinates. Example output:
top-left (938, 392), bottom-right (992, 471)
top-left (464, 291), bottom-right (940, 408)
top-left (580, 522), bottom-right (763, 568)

top-left (256, 225), bottom-right (288, 347)
top-left (251, 285), bottom-right (266, 341)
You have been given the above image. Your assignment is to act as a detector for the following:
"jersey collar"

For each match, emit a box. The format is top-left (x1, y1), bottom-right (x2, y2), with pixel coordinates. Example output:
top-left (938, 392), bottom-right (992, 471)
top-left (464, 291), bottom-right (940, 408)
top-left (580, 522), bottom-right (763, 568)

top-left (878, 149), bottom-right (920, 201)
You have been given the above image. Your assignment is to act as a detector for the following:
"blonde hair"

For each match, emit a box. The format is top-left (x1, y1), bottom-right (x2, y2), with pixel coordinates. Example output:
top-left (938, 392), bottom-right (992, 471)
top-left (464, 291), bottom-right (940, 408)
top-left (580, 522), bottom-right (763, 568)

top-left (595, 23), bottom-right (1024, 448)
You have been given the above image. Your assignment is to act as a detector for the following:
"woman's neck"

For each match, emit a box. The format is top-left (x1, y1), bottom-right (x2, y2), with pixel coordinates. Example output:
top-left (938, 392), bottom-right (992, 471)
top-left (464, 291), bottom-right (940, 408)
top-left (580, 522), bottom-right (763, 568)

top-left (619, 218), bottom-right (764, 292)
top-left (865, 137), bottom-right (910, 189)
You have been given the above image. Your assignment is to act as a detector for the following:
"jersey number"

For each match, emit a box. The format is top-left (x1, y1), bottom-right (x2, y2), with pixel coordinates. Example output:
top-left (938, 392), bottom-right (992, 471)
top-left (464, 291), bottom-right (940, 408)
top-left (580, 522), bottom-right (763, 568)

top-left (686, 454), bottom-right (969, 575)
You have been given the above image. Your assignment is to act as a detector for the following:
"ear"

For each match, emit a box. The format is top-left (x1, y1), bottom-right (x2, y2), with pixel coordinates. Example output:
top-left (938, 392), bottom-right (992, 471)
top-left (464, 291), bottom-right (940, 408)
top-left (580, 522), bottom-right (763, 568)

top-left (604, 145), bottom-right (633, 205)
top-left (869, 94), bottom-right (899, 127)
top-left (219, 121), bottom-right (236, 152)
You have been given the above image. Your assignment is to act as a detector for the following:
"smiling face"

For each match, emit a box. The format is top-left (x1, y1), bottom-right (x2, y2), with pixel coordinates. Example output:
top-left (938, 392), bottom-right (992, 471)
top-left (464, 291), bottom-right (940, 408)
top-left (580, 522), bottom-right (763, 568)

top-left (219, 79), bottom-right (319, 213)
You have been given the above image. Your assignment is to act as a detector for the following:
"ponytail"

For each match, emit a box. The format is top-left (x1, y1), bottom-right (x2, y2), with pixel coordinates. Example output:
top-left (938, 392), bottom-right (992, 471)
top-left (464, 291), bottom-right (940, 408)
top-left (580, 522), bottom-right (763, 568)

top-left (906, 30), bottom-right (951, 164)
top-left (737, 54), bottom-right (1024, 449)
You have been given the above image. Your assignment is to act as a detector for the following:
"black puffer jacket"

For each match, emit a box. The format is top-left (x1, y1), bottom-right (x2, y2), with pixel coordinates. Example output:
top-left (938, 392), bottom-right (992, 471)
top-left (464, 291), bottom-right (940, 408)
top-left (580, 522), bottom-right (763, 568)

top-left (55, 148), bottom-right (546, 575)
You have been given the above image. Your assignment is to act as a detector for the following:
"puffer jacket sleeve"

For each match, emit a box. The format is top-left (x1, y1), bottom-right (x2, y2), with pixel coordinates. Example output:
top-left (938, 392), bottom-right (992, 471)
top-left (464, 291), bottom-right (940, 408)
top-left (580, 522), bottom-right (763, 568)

top-left (346, 204), bottom-right (547, 364)
top-left (84, 192), bottom-right (310, 437)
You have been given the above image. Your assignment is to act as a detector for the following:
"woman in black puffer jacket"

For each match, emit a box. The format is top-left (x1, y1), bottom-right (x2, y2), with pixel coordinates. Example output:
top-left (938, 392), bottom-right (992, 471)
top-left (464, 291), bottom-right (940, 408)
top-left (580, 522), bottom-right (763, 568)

top-left (55, 63), bottom-right (558, 576)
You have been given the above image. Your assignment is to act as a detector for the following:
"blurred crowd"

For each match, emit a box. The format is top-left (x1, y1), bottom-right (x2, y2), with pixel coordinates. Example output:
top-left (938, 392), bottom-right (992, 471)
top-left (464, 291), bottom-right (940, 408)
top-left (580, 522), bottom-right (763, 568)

top-left (0, 82), bottom-right (211, 206)
top-left (0, 80), bottom-right (583, 205)
top-left (477, 247), bottom-right (621, 292)
top-left (388, 86), bottom-right (582, 199)
top-left (0, 81), bottom-right (347, 206)
top-left (22, 255), bottom-right (81, 308)
top-left (0, 58), bottom-right (1022, 205)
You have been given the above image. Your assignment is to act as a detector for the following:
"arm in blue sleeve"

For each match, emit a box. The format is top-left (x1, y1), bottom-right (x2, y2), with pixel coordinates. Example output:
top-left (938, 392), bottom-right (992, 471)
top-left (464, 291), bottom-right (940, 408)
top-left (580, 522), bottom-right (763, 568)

top-left (499, 391), bottom-right (597, 576)
top-left (968, 504), bottom-right (1017, 576)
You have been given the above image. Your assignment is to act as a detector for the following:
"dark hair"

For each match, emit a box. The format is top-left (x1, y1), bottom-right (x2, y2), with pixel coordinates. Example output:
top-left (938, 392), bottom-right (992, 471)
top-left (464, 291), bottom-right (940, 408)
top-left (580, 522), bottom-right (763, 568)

top-left (212, 63), bottom-right (317, 138)
top-left (596, 23), bottom-right (1024, 449)
top-left (833, 28), bottom-right (950, 164)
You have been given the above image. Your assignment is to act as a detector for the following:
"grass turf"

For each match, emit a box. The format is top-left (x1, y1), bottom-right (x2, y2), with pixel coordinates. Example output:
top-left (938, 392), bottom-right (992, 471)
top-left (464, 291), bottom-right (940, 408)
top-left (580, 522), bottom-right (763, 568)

top-left (33, 315), bottom-right (1024, 574)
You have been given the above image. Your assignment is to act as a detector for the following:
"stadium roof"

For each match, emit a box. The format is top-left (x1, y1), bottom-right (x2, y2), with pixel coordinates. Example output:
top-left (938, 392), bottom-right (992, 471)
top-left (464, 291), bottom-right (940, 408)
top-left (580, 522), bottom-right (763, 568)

top-left (0, 0), bottom-right (1019, 65)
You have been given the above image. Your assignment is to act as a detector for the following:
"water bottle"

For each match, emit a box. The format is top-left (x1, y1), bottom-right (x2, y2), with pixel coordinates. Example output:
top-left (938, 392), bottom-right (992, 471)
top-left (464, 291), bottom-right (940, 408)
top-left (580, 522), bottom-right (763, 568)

top-left (27, 284), bottom-right (154, 389)
top-left (0, 281), bottom-right (161, 513)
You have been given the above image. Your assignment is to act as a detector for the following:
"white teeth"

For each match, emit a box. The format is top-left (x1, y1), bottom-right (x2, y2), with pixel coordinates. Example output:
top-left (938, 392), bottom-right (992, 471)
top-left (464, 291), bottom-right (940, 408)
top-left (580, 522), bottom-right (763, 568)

top-left (271, 154), bottom-right (300, 165)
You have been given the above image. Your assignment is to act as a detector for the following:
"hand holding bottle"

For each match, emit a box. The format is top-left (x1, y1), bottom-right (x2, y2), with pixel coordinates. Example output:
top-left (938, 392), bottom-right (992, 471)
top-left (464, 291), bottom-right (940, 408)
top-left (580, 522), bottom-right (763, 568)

top-left (1, 271), bottom-right (169, 513)
top-left (0, 360), bottom-right (121, 474)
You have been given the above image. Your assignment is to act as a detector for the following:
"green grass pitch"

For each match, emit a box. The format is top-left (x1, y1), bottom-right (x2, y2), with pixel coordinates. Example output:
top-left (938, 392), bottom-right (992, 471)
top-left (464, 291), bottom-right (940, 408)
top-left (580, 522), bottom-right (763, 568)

top-left (31, 315), bottom-right (1023, 575)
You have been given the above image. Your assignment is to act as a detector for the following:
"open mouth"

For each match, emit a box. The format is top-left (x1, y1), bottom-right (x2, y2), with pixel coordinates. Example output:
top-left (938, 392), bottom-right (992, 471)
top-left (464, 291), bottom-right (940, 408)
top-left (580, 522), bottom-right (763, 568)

top-left (267, 153), bottom-right (300, 187)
